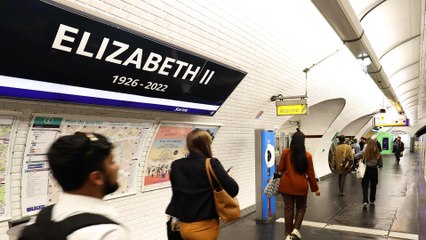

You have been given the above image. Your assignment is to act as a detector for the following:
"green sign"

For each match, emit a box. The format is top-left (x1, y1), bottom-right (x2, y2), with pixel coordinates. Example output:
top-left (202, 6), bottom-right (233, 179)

top-left (32, 117), bottom-right (62, 128)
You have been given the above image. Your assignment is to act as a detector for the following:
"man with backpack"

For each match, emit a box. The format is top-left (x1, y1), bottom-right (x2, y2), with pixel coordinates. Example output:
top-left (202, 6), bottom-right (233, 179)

top-left (19, 132), bottom-right (130, 239)
top-left (331, 135), bottom-right (354, 197)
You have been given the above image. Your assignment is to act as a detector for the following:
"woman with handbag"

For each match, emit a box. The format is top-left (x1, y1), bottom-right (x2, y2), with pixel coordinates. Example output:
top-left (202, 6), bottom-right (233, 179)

top-left (360, 139), bottom-right (383, 208)
top-left (165, 129), bottom-right (239, 240)
top-left (278, 129), bottom-right (320, 240)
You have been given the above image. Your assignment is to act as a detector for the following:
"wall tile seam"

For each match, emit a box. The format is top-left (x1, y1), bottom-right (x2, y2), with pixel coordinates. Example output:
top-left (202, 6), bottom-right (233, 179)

top-left (126, 14), bottom-right (144, 25)
top-left (195, 2), bottom-right (253, 35)
top-left (109, 7), bottom-right (129, 19)
top-left (148, 14), bottom-right (269, 56)
top-left (88, 0), bottom-right (111, 12)
top-left (140, 1), bottom-right (167, 18)
top-left (121, 3), bottom-right (141, 15)
top-left (101, 0), bottom-right (125, 9)
top-left (161, 3), bottom-right (232, 37)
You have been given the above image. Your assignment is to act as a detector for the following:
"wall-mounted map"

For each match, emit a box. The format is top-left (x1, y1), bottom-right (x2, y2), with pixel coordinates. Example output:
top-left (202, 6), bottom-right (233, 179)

top-left (22, 114), bottom-right (152, 215)
top-left (0, 115), bottom-right (18, 218)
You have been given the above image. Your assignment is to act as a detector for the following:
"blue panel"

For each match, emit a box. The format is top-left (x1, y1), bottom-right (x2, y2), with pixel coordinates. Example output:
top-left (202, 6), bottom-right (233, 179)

top-left (260, 130), bottom-right (275, 219)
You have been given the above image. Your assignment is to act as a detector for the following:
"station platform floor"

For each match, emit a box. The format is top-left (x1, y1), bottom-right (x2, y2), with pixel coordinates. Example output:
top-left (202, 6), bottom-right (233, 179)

top-left (220, 152), bottom-right (425, 240)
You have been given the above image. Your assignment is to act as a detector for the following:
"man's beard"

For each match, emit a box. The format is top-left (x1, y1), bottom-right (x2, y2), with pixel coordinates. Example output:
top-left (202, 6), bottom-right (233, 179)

top-left (103, 177), bottom-right (119, 196)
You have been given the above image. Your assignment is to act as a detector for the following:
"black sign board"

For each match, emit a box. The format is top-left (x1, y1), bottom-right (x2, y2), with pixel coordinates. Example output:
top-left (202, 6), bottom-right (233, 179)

top-left (0, 0), bottom-right (246, 116)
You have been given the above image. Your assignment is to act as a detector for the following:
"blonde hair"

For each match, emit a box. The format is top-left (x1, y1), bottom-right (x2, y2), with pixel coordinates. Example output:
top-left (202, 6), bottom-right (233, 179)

top-left (186, 129), bottom-right (213, 158)
top-left (364, 139), bottom-right (380, 161)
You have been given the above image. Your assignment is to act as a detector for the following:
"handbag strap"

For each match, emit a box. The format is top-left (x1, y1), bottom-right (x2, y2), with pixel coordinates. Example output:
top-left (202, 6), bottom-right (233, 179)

top-left (205, 158), bottom-right (223, 190)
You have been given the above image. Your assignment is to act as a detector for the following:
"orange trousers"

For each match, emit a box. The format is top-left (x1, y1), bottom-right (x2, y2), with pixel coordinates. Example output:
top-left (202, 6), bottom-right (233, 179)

top-left (179, 218), bottom-right (219, 240)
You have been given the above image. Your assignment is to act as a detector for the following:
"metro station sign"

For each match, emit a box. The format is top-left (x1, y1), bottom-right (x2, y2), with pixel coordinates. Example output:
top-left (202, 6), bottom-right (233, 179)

top-left (0, 0), bottom-right (246, 116)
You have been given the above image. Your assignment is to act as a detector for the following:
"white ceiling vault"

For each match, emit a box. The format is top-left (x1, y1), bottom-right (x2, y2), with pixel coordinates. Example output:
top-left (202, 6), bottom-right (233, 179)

top-left (311, 0), bottom-right (424, 125)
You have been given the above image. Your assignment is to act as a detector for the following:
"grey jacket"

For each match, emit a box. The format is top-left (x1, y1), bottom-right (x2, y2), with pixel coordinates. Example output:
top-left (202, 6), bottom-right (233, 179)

top-left (354, 151), bottom-right (383, 168)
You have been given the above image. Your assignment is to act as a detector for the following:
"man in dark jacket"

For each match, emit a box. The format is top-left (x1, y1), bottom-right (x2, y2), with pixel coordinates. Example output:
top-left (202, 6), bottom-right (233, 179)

top-left (393, 136), bottom-right (405, 164)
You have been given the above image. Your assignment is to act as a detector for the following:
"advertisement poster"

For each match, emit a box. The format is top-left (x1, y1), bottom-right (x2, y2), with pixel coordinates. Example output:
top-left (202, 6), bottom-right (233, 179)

top-left (22, 114), bottom-right (152, 215)
top-left (142, 122), bottom-right (220, 191)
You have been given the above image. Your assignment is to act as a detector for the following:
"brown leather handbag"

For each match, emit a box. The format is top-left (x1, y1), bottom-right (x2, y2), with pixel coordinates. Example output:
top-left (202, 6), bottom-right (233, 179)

top-left (205, 158), bottom-right (240, 223)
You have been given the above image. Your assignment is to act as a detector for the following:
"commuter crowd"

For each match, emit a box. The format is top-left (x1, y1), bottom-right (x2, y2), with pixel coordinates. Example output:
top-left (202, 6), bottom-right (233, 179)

top-left (331, 135), bottom-right (404, 210)
top-left (16, 130), bottom-right (405, 240)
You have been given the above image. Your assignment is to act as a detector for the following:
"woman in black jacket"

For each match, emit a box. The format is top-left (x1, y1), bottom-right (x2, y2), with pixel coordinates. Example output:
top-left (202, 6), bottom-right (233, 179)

top-left (166, 129), bottom-right (239, 240)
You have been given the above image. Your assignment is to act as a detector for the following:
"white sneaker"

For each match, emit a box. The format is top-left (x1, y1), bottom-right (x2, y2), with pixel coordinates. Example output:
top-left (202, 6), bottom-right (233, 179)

top-left (291, 229), bottom-right (302, 240)
top-left (285, 235), bottom-right (293, 240)
top-left (363, 202), bottom-right (368, 208)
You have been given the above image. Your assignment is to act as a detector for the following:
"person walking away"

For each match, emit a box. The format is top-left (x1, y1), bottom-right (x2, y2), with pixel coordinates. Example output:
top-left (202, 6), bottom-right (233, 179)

top-left (166, 129), bottom-right (239, 240)
top-left (331, 135), bottom-right (354, 196)
top-left (351, 139), bottom-right (361, 171)
top-left (375, 138), bottom-right (382, 152)
top-left (352, 139), bottom-right (360, 154)
top-left (278, 129), bottom-right (320, 240)
top-left (19, 132), bottom-right (131, 239)
top-left (374, 137), bottom-right (384, 169)
top-left (393, 136), bottom-right (405, 164)
top-left (360, 139), bottom-right (383, 208)
top-left (359, 137), bottom-right (366, 151)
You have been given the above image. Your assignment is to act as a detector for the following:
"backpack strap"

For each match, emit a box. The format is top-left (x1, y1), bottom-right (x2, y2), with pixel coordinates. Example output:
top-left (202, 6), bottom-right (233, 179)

top-left (57, 213), bottom-right (118, 237)
top-left (34, 204), bottom-right (118, 238)
top-left (35, 205), bottom-right (55, 223)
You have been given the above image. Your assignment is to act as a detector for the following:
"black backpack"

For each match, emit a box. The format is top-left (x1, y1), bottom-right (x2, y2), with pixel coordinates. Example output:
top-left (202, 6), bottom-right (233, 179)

top-left (19, 205), bottom-right (118, 240)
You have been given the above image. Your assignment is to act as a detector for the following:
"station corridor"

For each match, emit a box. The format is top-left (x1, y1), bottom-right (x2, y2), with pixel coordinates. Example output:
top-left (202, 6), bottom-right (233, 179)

top-left (220, 153), bottom-right (423, 240)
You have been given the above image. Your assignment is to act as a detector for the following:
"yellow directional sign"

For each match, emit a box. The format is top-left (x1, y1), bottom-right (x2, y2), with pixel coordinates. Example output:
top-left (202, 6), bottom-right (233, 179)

top-left (275, 99), bottom-right (308, 116)
top-left (277, 104), bottom-right (307, 115)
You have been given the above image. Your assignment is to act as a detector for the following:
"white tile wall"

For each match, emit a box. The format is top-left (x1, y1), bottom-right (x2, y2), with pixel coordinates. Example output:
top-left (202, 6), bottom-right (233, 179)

top-left (0, 0), bottom-right (393, 239)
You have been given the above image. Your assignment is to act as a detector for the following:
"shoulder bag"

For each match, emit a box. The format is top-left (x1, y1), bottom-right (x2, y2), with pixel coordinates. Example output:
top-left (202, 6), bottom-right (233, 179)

top-left (206, 158), bottom-right (240, 223)
top-left (356, 159), bottom-right (366, 179)
top-left (264, 168), bottom-right (281, 197)
top-left (341, 147), bottom-right (353, 173)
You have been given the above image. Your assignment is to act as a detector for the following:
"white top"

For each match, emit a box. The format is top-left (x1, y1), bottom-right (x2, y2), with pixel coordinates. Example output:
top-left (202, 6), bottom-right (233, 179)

top-left (51, 193), bottom-right (131, 240)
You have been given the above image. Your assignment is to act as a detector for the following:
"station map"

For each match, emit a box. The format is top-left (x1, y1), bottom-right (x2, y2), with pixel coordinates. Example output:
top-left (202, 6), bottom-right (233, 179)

top-left (22, 115), bottom-right (151, 215)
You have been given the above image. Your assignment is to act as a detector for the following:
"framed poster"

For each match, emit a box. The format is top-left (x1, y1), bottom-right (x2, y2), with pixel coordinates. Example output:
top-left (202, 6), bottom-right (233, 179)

top-left (142, 122), bottom-right (220, 191)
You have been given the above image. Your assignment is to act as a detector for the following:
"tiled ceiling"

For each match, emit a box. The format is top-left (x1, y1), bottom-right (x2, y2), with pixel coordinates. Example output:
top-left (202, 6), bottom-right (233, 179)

top-left (311, 0), bottom-right (423, 124)
top-left (348, 0), bottom-right (422, 123)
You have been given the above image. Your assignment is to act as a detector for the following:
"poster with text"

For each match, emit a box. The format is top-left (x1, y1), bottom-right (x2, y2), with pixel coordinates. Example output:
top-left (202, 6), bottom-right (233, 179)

top-left (22, 114), bottom-right (152, 215)
top-left (142, 122), bottom-right (219, 191)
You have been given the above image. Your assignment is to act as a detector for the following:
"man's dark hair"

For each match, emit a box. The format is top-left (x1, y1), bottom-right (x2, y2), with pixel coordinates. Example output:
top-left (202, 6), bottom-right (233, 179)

top-left (47, 132), bottom-right (113, 191)
top-left (338, 135), bottom-right (345, 143)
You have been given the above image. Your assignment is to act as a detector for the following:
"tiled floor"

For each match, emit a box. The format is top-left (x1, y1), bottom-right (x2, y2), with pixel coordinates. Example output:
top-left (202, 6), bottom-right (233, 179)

top-left (220, 153), bottom-right (422, 240)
